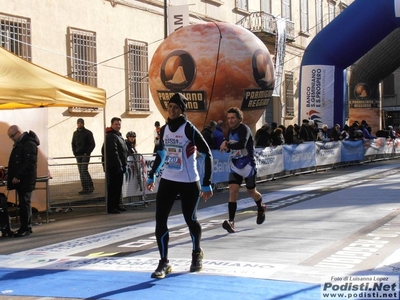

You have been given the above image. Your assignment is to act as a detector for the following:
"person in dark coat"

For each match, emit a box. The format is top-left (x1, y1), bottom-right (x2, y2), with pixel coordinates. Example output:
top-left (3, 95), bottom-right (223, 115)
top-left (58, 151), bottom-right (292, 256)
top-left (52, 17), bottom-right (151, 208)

top-left (71, 118), bottom-right (95, 194)
top-left (125, 131), bottom-right (138, 156)
top-left (153, 121), bottom-right (161, 156)
top-left (7, 125), bottom-right (40, 237)
top-left (254, 123), bottom-right (271, 148)
top-left (212, 120), bottom-right (225, 150)
top-left (125, 131), bottom-right (142, 191)
top-left (299, 119), bottom-right (313, 141)
top-left (284, 125), bottom-right (303, 145)
top-left (102, 117), bottom-right (128, 214)
top-left (201, 121), bottom-right (217, 149)
top-left (329, 124), bottom-right (343, 141)
top-left (270, 127), bottom-right (284, 146)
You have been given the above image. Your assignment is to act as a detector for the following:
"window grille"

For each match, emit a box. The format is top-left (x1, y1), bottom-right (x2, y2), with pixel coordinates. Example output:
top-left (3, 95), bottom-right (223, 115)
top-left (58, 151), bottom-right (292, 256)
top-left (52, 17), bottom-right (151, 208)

top-left (285, 73), bottom-right (294, 117)
top-left (67, 27), bottom-right (98, 112)
top-left (68, 27), bottom-right (97, 87)
top-left (0, 13), bottom-right (31, 60)
top-left (126, 39), bottom-right (149, 111)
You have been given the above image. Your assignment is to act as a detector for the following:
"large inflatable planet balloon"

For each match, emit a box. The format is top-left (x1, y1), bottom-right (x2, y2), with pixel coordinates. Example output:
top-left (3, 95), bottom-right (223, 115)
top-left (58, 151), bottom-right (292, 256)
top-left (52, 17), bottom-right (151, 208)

top-left (149, 22), bottom-right (275, 133)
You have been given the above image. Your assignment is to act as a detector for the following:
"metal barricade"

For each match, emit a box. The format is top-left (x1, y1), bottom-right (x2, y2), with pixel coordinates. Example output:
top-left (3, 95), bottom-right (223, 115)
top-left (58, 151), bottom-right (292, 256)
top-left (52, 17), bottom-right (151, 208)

top-left (122, 153), bottom-right (152, 207)
top-left (48, 155), bottom-right (155, 211)
top-left (48, 155), bottom-right (106, 210)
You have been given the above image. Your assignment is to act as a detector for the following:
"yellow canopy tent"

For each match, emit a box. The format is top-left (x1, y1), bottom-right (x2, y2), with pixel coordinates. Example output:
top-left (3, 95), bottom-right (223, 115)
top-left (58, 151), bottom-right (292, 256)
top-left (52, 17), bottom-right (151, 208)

top-left (0, 47), bottom-right (106, 109)
top-left (0, 46), bottom-right (107, 216)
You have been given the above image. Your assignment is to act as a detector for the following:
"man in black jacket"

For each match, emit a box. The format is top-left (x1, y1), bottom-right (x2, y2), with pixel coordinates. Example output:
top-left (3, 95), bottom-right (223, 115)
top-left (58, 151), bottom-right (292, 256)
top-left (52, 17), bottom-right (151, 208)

top-left (201, 121), bottom-right (217, 149)
top-left (102, 117), bottom-right (128, 214)
top-left (72, 118), bottom-right (95, 194)
top-left (7, 125), bottom-right (40, 237)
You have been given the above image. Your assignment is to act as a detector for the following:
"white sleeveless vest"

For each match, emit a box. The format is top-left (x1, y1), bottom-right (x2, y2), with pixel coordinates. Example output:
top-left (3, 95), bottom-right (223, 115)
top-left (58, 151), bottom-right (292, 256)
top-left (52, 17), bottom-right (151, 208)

top-left (162, 123), bottom-right (199, 183)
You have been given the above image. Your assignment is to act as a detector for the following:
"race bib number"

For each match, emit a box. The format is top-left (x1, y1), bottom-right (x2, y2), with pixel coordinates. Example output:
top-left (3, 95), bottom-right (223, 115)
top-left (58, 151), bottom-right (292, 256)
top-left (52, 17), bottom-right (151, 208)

top-left (165, 146), bottom-right (183, 171)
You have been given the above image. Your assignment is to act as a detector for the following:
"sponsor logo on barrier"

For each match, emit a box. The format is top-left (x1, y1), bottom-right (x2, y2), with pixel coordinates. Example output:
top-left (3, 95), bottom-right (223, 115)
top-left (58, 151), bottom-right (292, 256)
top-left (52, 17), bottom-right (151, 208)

top-left (213, 158), bottom-right (229, 173)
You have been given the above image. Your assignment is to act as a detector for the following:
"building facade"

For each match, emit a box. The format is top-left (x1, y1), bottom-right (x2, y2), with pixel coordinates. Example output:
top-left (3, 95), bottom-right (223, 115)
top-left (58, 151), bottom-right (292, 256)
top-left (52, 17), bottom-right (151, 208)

top-left (383, 68), bottom-right (400, 129)
top-left (0, 0), bottom-right (355, 158)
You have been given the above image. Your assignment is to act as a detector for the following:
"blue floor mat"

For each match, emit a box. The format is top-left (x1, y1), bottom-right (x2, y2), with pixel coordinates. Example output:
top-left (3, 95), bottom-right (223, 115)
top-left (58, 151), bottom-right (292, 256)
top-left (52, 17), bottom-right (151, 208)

top-left (0, 268), bottom-right (320, 300)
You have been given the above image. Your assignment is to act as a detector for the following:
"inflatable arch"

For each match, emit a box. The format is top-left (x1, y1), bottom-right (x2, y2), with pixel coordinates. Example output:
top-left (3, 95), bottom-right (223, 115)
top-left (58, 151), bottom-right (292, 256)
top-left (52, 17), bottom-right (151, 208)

top-left (299, 0), bottom-right (400, 128)
top-left (348, 28), bottom-right (400, 131)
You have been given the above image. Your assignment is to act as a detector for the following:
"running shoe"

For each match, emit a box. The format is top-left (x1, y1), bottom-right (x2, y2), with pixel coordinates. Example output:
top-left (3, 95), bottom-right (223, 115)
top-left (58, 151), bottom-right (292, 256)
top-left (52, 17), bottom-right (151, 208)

top-left (190, 248), bottom-right (204, 272)
top-left (256, 204), bottom-right (267, 225)
top-left (151, 260), bottom-right (172, 279)
top-left (222, 220), bottom-right (235, 233)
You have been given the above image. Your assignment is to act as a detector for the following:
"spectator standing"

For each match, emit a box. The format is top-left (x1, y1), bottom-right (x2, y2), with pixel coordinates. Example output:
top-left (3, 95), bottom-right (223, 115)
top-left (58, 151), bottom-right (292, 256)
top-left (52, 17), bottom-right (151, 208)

top-left (376, 127), bottom-right (389, 138)
top-left (395, 128), bottom-right (400, 138)
top-left (7, 125), bottom-right (40, 237)
top-left (270, 127), bottom-right (284, 146)
top-left (360, 120), bottom-right (375, 139)
top-left (102, 117), bottom-right (128, 214)
top-left (71, 118), bottom-right (95, 195)
top-left (341, 124), bottom-right (350, 140)
top-left (125, 131), bottom-right (138, 156)
top-left (146, 93), bottom-right (213, 279)
top-left (201, 121), bottom-right (217, 149)
top-left (300, 119), bottom-right (313, 141)
top-left (212, 120), bottom-right (225, 149)
top-left (219, 107), bottom-right (267, 234)
top-left (153, 121), bottom-right (161, 155)
top-left (387, 126), bottom-right (396, 139)
top-left (329, 124), bottom-right (342, 141)
top-left (310, 120), bottom-right (318, 140)
top-left (125, 131), bottom-right (142, 191)
top-left (278, 124), bottom-right (286, 136)
top-left (317, 124), bottom-right (331, 142)
top-left (284, 125), bottom-right (303, 145)
top-left (349, 122), bottom-right (364, 140)
top-left (255, 123), bottom-right (271, 148)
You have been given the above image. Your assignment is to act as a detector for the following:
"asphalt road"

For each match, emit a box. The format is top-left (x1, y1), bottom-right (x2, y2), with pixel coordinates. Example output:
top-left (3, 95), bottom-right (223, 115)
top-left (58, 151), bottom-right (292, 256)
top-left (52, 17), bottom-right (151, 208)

top-left (1, 158), bottom-right (400, 299)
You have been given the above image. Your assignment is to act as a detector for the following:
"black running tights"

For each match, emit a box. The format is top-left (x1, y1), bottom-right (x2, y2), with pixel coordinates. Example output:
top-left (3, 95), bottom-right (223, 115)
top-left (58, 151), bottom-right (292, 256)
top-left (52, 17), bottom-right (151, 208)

top-left (155, 178), bottom-right (201, 260)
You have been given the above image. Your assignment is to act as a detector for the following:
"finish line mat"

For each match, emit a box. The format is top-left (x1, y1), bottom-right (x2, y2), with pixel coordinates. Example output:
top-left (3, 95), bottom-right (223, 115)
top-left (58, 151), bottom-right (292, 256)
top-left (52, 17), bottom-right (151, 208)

top-left (0, 267), bottom-right (318, 300)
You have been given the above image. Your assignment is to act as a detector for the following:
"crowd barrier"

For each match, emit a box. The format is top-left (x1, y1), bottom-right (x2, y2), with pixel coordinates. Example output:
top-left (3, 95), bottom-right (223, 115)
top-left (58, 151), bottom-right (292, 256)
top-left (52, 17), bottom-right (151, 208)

top-left (122, 137), bottom-right (400, 198)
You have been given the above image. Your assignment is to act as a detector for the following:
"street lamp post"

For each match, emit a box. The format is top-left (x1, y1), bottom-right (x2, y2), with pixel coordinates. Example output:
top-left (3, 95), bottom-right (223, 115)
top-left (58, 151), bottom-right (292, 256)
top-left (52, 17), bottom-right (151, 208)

top-left (164, 0), bottom-right (168, 39)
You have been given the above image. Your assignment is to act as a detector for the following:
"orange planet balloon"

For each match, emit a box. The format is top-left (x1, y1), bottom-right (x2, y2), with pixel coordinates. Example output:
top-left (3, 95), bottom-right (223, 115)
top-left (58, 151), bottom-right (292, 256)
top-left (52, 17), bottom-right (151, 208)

top-left (149, 22), bottom-right (275, 133)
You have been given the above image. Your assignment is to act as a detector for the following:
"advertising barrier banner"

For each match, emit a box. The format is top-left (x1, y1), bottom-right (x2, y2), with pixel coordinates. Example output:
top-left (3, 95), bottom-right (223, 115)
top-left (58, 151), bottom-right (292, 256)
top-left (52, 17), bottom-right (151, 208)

top-left (341, 140), bottom-right (364, 162)
top-left (283, 142), bottom-right (316, 171)
top-left (123, 139), bottom-right (398, 197)
top-left (255, 146), bottom-right (284, 176)
top-left (315, 141), bottom-right (341, 165)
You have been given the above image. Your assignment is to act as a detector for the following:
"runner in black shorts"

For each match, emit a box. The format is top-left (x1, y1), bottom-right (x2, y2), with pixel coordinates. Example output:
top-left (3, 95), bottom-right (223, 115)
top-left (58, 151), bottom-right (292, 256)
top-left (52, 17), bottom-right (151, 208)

top-left (220, 107), bottom-right (267, 233)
